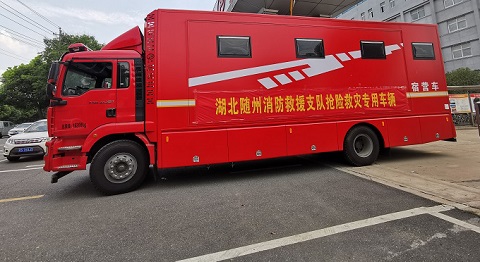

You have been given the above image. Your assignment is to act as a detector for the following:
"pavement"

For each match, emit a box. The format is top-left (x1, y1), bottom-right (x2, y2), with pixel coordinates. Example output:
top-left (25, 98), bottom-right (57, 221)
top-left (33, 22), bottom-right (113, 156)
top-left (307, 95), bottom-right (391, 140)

top-left (335, 126), bottom-right (480, 216)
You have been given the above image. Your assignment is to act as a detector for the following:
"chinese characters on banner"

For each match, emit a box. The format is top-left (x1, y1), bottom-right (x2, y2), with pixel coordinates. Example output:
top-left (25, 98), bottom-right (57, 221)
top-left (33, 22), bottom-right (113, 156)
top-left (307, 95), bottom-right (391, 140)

top-left (195, 87), bottom-right (409, 123)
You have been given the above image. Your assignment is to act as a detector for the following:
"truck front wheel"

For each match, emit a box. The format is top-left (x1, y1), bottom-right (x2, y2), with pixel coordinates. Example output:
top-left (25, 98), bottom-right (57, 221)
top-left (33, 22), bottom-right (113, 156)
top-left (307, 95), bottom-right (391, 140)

top-left (343, 126), bottom-right (379, 166)
top-left (90, 140), bottom-right (148, 195)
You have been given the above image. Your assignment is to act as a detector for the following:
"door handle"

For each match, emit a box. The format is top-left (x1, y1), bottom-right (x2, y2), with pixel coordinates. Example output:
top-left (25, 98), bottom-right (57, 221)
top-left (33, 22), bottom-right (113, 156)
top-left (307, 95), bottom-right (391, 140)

top-left (106, 108), bottom-right (116, 117)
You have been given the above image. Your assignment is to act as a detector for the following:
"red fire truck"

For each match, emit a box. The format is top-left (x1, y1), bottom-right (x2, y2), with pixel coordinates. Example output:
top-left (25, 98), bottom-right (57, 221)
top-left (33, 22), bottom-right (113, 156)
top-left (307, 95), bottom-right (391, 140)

top-left (44, 9), bottom-right (456, 194)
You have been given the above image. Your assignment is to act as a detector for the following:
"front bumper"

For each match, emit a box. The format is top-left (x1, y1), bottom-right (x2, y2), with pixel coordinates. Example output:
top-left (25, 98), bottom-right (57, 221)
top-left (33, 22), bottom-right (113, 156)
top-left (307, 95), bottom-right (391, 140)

top-left (43, 138), bottom-right (88, 172)
top-left (4, 145), bottom-right (45, 158)
top-left (4, 141), bottom-right (46, 158)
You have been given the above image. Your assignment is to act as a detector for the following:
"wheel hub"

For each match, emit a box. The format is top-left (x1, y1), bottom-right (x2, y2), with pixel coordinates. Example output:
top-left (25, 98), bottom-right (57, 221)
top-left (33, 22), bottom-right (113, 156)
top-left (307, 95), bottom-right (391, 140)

top-left (353, 134), bottom-right (373, 157)
top-left (104, 153), bottom-right (137, 183)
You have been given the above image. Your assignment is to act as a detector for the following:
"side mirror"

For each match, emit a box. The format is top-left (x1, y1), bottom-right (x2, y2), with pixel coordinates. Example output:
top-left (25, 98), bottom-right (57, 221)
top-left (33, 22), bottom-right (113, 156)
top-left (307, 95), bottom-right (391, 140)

top-left (46, 83), bottom-right (56, 100)
top-left (48, 62), bottom-right (60, 84)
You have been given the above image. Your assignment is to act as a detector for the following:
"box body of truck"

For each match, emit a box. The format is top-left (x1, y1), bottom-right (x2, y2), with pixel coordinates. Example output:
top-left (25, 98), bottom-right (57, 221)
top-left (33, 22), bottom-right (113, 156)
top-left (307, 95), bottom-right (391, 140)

top-left (44, 9), bottom-right (455, 194)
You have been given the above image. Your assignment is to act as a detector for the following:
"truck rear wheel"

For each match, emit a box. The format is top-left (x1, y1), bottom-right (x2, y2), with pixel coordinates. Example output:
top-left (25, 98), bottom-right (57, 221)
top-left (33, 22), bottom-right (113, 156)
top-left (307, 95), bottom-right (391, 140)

top-left (90, 140), bottom-right (148, 195)
top-left (343, 126), bottom-right (379, 166)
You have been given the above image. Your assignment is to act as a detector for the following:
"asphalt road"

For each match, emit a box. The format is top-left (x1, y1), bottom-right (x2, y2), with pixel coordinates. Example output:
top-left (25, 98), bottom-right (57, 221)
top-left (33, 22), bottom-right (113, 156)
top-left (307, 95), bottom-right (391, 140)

top-left (1, 137), bottom-right (479, 261)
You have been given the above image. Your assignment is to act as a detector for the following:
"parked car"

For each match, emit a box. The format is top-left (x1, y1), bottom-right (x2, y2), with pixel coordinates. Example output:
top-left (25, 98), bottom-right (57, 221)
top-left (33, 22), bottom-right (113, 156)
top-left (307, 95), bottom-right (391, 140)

top-left (7, 122), bottom-right (33, 137)
top-left (3, 119), bottom-right (49, 161)
top-left (0, 121), bottom-right (15, 138)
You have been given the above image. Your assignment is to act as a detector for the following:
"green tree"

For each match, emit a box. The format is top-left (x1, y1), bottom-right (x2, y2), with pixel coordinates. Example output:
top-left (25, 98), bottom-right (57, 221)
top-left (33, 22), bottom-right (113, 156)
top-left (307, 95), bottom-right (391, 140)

top-left (0, 56), bottom-right (48, 121)
top-left (42, 34), bottom-right (103, 65)
top-left (446, 68), bottom-right (480, 86)
top-left (0, 33), bottom-right (103, 123)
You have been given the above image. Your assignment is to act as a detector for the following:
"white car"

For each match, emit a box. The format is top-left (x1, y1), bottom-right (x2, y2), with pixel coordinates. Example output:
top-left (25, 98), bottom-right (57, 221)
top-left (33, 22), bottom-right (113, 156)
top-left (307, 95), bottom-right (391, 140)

top-left (7, 122), bottom-right (33, 137)
top-left (3, 119), bottom-right (49, 162)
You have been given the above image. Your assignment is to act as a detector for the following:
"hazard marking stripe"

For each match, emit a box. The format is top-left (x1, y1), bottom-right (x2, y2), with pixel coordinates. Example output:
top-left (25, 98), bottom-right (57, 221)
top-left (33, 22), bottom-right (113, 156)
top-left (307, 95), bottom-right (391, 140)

top-left (156, 100), bottom-right (196, 107)
top-left (177, 205), bottom-right (456, 262)
top-left (407, 91), bottom-right (449, 98)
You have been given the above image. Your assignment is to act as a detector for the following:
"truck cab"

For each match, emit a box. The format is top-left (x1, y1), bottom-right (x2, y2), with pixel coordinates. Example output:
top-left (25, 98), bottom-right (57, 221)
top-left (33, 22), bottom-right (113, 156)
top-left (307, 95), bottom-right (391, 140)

top-left (44, 27), bottom-right (153, 194)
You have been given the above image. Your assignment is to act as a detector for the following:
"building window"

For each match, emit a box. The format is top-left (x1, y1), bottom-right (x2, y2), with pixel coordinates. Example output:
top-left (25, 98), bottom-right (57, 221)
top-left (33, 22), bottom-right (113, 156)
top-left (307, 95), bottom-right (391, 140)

top-left (389, 0), bottom-right (395, 8)
top-left (368, 8), bottom-right (374, 18)
top-left (444, 0), bottom-right (463, 8)
top-left (217, 36), bottom-right (251, 58)
top-left (361, 12), bottom-right (365, 20)
top-left (410, 6), bottom-right (426, 21)
top-left (295, 39), bottom-right (325, 58)
top-left (380, 2), bottom-right (385, 12)
top-left (452, 42), bottom-right (472, 59)
top-left (447, 16), bottom-right (467, 32)
top-left (361, 41), bottom-right (386, 59)
top-left (412, 43), bottom-right (435, 60)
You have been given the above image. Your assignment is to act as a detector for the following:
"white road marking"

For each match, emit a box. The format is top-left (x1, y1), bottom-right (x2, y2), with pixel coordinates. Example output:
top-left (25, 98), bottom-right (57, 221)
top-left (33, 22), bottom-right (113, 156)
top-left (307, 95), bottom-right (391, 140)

top-left (431, 212), bottom-right (480, 233)
top-left (26, 164), bottom-right (45, 168)
top-left (0, 167), bottom-right (43, 173)
top-left (177, 205), bottom-right (453, 262)
top-left (0, 159), bottom-right (7, 163)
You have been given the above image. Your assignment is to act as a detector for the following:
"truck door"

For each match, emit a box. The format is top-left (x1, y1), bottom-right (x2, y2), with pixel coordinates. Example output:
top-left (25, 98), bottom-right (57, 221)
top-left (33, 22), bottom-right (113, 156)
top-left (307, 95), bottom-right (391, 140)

top-left (53, 61), bottom-right (117, 137)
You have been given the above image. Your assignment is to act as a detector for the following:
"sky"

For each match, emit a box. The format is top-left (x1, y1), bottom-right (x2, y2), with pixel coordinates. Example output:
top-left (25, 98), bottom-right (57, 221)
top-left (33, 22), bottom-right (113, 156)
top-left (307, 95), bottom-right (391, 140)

top-left (0, 0), bottom-right (217, 76)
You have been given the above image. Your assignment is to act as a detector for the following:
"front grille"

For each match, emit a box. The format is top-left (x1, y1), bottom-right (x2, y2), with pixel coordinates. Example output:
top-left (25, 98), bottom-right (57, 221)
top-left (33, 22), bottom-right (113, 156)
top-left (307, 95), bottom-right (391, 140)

top-left (13, 138), bottom-right (44, 144)
top-left (10, 146), bottom-right (45, 156)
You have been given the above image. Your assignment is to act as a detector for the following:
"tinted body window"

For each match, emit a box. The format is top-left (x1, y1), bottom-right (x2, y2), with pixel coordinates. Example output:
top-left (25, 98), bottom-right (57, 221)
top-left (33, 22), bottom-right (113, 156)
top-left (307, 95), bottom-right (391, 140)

top-left (295, 39), bottom-right (325, 58)
top-left (412, 43), bottom-right (435, 60)
top-left (361, 41), bottom-right (386, 59)
top-left (217, 36), bottom-right (251, 58)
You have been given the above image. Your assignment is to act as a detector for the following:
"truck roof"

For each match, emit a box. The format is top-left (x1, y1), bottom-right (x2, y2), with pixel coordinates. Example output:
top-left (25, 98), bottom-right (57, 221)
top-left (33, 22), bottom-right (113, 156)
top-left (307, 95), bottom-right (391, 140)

top-left (62, 49), bottom-right (141, 61)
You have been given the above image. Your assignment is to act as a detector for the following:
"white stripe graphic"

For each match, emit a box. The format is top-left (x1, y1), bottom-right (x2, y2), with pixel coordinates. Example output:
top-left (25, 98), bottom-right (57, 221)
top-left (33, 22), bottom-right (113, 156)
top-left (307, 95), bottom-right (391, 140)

top-left (188, 43), bottom-right (403, 89)
top-left (336, 53), bottom-right (351, 61)
top-left (385, 44), bottom-right (401, 55)
top-left (348, 50), bottom-right (362, 59)
top-left (258, 78), bottom-right (278, 89)
top-left (177, 205), bottom-right (454, 262)
top-left (189, 59), bottom-right (311, 87)
top-left (289, 71), bottom-right (305, 81)
top-left (274, 74), bottom-right (292, 85)
top-left (157, 100), bottom-right (196, 107)
top-left (407, 91), bottom-right (448, 98)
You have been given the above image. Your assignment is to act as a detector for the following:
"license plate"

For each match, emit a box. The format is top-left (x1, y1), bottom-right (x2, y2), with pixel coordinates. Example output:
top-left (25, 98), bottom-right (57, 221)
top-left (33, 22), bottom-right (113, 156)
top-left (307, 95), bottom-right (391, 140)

top-left (18, 147), bottom-right (34, 153)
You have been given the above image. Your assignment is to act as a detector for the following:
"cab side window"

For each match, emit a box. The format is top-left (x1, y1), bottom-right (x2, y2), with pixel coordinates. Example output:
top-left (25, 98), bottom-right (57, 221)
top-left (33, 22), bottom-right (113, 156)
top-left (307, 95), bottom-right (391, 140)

top-left (62, 62), bottom-right (113, 96)
top-left (118, 62), bottom-right (130, 88)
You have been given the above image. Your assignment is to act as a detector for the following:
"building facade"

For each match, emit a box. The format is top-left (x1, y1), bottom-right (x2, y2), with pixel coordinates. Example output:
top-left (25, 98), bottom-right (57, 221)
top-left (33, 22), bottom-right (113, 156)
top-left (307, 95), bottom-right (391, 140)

top-left (337, 0), bottom-right (480, 72)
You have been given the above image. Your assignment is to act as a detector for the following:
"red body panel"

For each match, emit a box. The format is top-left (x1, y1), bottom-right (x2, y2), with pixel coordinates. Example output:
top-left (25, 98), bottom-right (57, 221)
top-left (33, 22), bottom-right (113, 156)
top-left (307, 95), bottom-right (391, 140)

top-left (44, 9), bottom-right (456, 173)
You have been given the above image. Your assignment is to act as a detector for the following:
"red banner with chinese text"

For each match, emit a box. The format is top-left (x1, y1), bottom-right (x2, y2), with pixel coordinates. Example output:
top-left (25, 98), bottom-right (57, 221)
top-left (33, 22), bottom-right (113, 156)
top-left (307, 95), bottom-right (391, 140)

top-left (194, 86), bottom-right (409, 124)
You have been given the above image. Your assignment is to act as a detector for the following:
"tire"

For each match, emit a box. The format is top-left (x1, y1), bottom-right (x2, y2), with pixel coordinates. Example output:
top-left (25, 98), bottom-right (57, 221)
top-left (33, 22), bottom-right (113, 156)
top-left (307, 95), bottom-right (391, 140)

top-left (343, 126), bottom-right (380, 166)
top-left (90, 140), bottom-right (148, 195)
top-left (7, 156), bottom-right (20, 162)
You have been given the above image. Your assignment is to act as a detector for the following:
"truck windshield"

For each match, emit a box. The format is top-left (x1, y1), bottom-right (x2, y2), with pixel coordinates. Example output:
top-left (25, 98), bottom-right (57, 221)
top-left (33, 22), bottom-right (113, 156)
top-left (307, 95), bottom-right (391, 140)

top-left (62, 62), bottom-right (113, 96)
